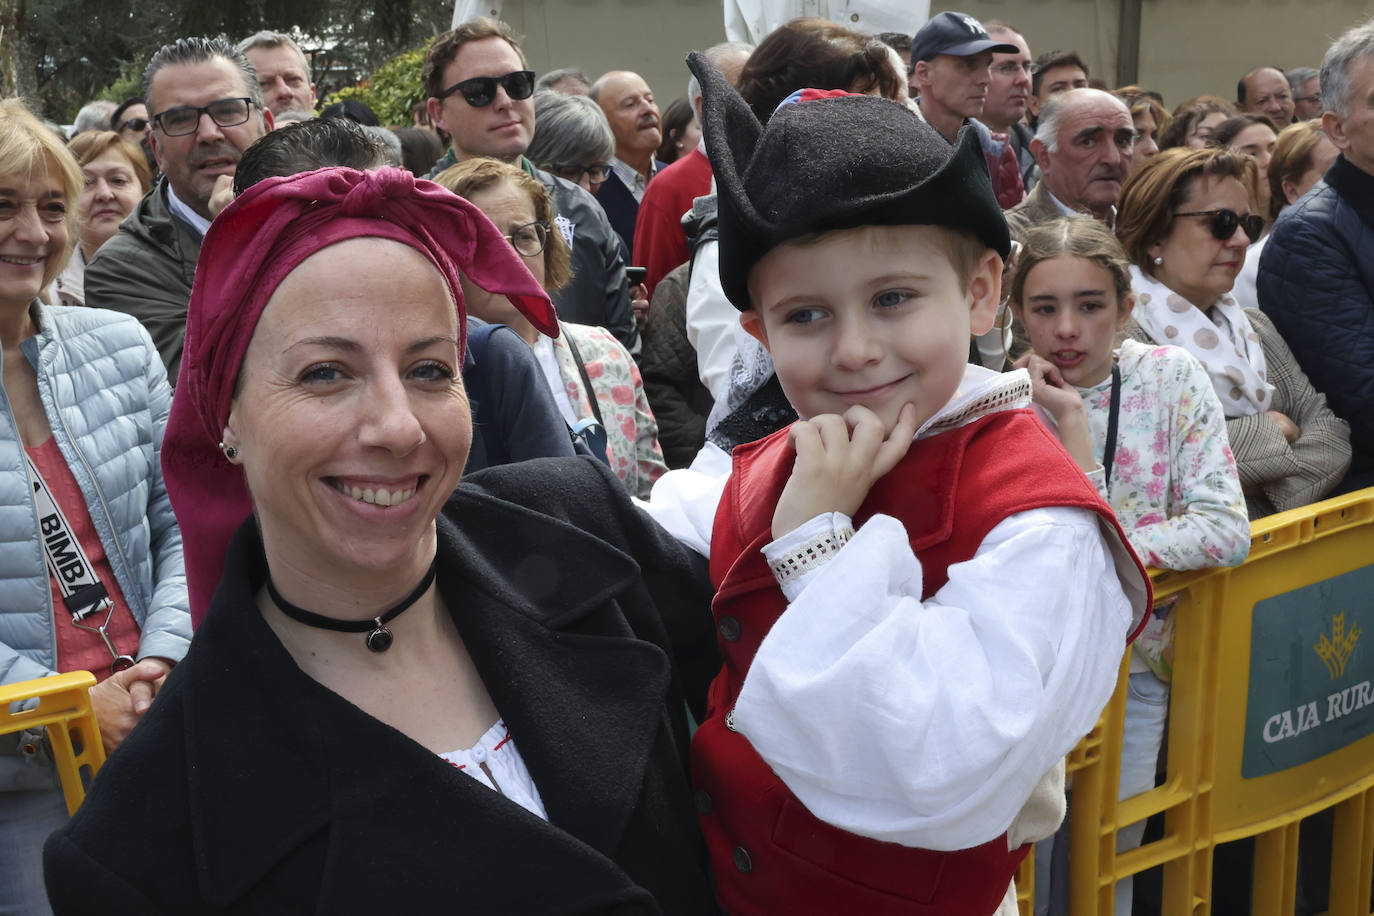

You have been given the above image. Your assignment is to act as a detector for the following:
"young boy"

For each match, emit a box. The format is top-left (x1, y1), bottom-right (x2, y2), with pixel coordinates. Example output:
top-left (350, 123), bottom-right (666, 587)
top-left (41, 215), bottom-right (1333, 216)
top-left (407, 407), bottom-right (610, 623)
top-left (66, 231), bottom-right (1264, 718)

top-left (642, 56), bottom-right (1152, 915)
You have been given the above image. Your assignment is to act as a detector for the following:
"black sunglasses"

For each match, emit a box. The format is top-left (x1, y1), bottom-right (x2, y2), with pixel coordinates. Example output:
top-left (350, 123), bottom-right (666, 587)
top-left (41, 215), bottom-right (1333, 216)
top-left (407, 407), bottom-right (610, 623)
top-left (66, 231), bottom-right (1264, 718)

top-left (117, 118), bottom-right (149, 132)
top-left (1174, 208), bottom-right (1264, 244)
top-left (437, 70), bottom-right (536, 107)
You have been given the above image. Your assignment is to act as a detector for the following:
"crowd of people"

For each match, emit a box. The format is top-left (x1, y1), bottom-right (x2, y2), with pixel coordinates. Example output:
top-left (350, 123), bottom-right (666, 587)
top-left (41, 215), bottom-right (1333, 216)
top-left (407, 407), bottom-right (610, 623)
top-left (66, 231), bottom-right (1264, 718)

top-left (3, 9), bottom-right (1373, 915)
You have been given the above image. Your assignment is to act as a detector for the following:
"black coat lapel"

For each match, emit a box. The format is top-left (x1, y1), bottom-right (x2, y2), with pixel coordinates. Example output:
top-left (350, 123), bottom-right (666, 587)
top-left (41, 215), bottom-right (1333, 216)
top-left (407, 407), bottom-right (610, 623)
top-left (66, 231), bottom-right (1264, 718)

top-left (182, 499), bottom-right (677, 910)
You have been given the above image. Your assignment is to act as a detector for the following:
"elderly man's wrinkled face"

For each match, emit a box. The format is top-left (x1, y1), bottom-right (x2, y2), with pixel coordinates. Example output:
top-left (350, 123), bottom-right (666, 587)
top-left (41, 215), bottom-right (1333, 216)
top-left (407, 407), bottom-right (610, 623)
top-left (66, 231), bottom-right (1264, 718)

top-left (223, 238), bottom-right (470, 585)
top-left (1038, 91), bottom-right (1135, 216)
top-left (149, 56), bottom-right (271, 221)
top-left (1241, 68), bottom-right (1294, 126)
top-left (1325, 55), bottom-right (1374, 178)
top-left (596, 71), bottom-right (662, 159)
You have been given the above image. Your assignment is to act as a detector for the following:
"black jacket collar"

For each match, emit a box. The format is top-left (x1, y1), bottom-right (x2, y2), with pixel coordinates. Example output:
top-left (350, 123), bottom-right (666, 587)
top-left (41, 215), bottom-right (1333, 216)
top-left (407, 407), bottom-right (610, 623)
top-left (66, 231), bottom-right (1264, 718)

top-left (1325, 154), bottom-right (1374, 233)
top-left (181, 485), bottom-right (671, 909)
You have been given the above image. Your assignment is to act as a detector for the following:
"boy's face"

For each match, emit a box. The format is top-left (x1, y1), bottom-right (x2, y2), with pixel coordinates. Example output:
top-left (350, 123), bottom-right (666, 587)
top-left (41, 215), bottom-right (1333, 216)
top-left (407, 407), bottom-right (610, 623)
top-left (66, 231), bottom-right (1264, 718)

top-left (743, 225), bottom-right (1001, 434)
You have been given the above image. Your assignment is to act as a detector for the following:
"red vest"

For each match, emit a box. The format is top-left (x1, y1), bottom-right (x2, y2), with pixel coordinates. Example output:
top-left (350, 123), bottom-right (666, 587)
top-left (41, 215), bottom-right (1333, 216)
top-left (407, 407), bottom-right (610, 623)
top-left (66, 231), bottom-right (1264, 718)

top-left (696, 408), bottom-right (1150, 915)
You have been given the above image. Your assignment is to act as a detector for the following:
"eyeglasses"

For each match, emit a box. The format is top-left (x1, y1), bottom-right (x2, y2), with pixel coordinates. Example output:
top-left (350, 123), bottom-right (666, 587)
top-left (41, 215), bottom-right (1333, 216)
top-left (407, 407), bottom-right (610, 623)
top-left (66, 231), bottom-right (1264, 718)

top-left (436, 70), bottom-right (536, 107)
top-left (547, 163), bottom-right (612, 186)
top-left (1174, 208), bottom-right (1264, 244)
top-left (117, 118), bottom-right (149, 133)
top-left (991, 61), bottom-right (1031, 77)
top-left (153, 98), bottom-right (254, 137)
top-left (503, 220), bottom-right (550, 257)
top-left (1295, 93), bottom-right (1322, 107)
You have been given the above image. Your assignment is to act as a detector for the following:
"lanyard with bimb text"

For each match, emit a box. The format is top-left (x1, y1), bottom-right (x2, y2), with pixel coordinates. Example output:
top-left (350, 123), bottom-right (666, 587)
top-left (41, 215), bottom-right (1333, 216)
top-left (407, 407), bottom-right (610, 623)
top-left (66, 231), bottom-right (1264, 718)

top-left (26, 453), bottom-right (135, 675)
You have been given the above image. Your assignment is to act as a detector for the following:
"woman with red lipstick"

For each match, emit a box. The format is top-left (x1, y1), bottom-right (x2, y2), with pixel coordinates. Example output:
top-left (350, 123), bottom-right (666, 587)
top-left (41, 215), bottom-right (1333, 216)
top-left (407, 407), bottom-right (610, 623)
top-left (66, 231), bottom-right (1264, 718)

top-left (44, 166), bottom-right (717, 914)
top-left (48, 131), bottom-right (151, 306)
top-left (0, 99), bottom-right (189, 913)
top-left (1116, 146), bottom-right (1351, 519)
top-left (1009, 217), bottom-right (1248, 915)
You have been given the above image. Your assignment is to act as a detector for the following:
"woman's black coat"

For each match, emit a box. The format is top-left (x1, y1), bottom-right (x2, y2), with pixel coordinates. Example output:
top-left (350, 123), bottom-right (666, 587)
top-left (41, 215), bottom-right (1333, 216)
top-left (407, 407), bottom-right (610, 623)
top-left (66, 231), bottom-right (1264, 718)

top-left (44, 457), bottom-right (720, 915)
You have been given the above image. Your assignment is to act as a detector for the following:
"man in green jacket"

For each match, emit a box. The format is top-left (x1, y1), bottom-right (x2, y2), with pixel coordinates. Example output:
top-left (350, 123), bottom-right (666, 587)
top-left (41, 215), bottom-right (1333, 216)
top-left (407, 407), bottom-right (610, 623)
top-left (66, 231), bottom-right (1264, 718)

top-left (86, 37), bottom-right (272, 382)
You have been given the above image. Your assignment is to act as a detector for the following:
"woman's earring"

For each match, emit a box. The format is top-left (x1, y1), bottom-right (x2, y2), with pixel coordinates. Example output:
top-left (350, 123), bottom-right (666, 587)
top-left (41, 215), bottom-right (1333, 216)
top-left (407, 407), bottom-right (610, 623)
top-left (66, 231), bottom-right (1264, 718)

top-left (1153, 255), bottom-right (1163, 266)
top-left (219, 442), bottom-right (238, 461)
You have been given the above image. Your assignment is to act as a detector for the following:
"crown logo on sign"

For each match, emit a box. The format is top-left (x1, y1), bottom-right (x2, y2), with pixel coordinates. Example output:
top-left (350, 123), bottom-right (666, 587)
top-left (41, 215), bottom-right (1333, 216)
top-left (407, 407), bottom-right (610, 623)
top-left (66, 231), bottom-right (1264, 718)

top-left (1314, 612), bottom-right (1361, 680)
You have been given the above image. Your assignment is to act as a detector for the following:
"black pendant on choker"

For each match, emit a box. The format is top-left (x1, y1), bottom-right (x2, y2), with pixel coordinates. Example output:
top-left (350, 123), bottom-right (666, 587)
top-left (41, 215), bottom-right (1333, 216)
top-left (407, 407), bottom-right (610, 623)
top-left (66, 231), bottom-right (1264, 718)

top-left (266, 561), bottom-right (438, 653)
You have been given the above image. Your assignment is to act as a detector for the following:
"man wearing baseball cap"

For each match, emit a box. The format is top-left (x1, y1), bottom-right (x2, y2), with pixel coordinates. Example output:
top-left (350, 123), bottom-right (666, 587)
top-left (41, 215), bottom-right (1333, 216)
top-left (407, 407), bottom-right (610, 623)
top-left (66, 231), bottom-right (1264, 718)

top-left (911, 11), bottom-right (1026, 207)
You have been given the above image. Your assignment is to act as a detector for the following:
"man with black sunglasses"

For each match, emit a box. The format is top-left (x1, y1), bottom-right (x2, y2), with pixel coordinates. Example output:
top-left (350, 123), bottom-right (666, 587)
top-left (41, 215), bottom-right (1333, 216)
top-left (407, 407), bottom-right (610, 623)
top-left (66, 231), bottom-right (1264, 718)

top-left (85, 37), bottom-right (272, 382)
top-left (422, 18), bottom-right (639, 354)
top-left (1260, 18), bottom-right (1374, 495)
top-left (112, 97), bottom-right (156, 173)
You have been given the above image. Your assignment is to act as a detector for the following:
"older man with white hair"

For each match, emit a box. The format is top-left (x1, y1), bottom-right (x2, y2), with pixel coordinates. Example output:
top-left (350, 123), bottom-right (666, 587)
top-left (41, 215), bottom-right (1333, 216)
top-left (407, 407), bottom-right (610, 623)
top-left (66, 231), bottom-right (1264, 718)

top-left (1260, 17), bottom-right (1374, 493)
top-left (238, 31), bottom-right (317, 117)
top-left (1004, 87), bottom-right (1136, 238)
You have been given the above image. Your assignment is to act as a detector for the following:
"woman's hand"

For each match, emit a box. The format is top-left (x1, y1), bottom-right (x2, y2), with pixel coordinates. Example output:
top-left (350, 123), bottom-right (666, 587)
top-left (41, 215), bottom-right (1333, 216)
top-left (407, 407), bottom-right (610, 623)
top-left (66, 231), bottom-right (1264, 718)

top-left (1265, 410), bottom-right (1301, 444)
top-left (772, 403), bottom-right (920, 540)
top-left (89, 658), bottom-right (173, 754)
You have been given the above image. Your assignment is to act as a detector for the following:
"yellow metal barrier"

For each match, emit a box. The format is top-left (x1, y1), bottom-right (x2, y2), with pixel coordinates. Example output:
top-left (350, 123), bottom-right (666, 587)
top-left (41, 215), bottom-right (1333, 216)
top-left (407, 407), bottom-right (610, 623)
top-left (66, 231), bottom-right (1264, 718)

top-left (1016, 489), bottom-right (1374, 915)
top-left (0, 670), bottom-right (105, 815)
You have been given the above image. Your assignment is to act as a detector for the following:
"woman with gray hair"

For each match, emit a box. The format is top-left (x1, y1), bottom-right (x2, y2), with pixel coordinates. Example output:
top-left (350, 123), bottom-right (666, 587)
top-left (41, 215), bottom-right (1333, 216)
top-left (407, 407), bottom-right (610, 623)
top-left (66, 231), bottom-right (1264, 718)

top-left (526, 90), bottom-right (615, 195)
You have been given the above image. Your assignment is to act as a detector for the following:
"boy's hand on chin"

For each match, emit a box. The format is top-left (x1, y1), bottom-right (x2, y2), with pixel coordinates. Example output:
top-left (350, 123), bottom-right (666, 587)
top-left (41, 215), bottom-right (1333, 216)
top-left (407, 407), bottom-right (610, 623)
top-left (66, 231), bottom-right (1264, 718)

top-left (772, 403), bottom-right (919, 540)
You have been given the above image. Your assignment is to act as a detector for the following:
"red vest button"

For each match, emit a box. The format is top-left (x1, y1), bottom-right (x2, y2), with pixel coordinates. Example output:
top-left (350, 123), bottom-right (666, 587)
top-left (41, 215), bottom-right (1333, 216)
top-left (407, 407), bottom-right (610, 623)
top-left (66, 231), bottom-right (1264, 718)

top-left (732, 846), bottom-right (753, 873)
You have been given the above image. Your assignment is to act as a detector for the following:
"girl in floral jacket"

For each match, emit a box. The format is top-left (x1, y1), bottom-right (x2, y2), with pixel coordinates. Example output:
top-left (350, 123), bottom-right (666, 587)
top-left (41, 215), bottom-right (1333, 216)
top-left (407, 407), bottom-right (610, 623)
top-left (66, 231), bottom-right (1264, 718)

top-left (1008, 217), bottom-right (1249, 916)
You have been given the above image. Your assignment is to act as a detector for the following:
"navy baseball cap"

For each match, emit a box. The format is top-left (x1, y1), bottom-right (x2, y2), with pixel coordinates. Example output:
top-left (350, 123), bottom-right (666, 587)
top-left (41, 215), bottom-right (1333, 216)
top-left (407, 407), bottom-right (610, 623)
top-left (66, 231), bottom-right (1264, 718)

top-left (911, 12), bottom-right (1019, 63)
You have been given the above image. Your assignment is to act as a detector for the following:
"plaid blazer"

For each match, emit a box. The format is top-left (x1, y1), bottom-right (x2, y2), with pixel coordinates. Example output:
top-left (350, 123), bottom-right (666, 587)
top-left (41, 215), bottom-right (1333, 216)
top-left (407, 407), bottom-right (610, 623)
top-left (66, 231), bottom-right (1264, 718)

top-left (1125, 308), bottom-right (1351, 518)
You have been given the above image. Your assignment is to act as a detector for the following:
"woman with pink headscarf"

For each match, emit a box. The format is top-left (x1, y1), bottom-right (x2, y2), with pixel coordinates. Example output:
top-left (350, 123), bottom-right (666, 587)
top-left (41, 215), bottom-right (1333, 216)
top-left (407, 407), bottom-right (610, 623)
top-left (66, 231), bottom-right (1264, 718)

top-left (43, 167), bottom-right (716, 914)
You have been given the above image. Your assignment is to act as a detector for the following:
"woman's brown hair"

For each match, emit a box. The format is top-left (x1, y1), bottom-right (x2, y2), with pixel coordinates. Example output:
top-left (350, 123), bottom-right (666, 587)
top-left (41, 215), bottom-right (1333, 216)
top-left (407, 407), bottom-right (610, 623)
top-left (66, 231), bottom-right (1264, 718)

top-left (1267, 119), bottom-right (1329, 221)
top-left (1008, 217), bottom-right (1134, 316)
top-left (431, 157), bottom-right (572, 294)
top-left (736, 18), bottom-right (904, 124)
top-left (1158, 95), bottom-right (1236, 150)
top-left (1115, 146), bottom-right (1258, 274)
top-left (67, 130), bottom-right (153, 194)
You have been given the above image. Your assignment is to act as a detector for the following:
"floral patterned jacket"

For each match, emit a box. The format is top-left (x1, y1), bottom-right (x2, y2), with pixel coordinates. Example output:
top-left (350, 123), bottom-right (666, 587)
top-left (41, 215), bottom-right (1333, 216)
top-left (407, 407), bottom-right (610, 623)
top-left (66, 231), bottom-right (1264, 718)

top-left (552, 322), bottom-right (668, 499)
top-left (1074, 339), bottom-right (1250, 571)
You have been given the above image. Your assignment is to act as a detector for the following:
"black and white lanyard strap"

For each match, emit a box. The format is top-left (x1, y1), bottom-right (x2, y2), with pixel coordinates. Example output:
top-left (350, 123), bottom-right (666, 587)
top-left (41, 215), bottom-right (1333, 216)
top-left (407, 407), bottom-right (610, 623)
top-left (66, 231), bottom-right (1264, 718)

top-left (26, 453), bottom-right (135, 675)
top-left (1101, 364), bottom-right (1123, 492)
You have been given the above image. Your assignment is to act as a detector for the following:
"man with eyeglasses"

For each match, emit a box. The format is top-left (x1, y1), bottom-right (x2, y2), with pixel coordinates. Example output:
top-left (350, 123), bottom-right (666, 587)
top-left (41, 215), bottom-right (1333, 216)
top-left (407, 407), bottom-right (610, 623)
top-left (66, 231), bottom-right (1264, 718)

top-left (422, 18), bottom-right (638, 353)
top-left (1238, 66), bottom-right (1295, 127)
top-left (85, 37), bottom-right (272, 381)
top-left (910, 12), bottom-right (1025, 208)
top-left (982, 22), bottom-right (1038, 193)
top-left (1287, 66), bottom-right (1324, 121)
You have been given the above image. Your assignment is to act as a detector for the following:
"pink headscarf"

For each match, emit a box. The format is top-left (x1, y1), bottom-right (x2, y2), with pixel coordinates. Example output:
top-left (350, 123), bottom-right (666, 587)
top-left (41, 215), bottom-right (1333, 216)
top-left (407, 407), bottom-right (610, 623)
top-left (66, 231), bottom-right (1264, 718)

top-left (163, 166), bottom-right (556, 626)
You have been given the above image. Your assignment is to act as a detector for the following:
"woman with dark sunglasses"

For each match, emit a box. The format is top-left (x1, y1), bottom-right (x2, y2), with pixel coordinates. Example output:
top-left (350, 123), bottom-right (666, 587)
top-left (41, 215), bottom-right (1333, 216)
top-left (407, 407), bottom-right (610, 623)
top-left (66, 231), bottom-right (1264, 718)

top-left (1116, 146), bottom-right (1351, 518)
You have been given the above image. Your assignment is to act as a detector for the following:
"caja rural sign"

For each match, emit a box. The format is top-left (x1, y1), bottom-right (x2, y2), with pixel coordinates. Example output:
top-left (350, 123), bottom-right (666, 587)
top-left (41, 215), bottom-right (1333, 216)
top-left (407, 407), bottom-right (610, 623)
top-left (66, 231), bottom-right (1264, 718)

top-left (1242, 567), bottom-right (1374, 778)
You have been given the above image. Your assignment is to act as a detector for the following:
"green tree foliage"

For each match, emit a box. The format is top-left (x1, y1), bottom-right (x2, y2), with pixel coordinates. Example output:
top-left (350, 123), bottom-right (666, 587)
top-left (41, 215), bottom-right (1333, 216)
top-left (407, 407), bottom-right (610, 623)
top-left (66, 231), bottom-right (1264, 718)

top-left (328, 40), bottom-right (431, 127)
top-left (12, 0), bottom-right (450, 121)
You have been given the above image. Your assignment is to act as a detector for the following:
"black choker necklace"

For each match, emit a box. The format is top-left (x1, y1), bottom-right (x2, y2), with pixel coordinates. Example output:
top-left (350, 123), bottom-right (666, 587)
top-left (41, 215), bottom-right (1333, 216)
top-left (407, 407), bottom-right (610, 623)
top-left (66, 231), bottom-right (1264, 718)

top-left (266, 561), bottom-right (438, 653)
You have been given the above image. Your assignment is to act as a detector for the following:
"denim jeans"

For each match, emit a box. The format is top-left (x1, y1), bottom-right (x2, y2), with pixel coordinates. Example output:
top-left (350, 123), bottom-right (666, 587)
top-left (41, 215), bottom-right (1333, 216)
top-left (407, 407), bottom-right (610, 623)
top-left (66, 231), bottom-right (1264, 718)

top-left (0, 781), bottom-right (67, 916)
top-left (1034, 670), bottom-right (1169, 916)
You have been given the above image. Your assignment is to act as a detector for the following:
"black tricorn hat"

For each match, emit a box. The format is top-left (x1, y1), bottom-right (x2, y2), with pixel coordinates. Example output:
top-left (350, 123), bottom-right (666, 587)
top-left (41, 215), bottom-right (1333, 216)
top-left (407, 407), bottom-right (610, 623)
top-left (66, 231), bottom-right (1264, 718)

top-left (686, 51), bottom-right (1011, 312)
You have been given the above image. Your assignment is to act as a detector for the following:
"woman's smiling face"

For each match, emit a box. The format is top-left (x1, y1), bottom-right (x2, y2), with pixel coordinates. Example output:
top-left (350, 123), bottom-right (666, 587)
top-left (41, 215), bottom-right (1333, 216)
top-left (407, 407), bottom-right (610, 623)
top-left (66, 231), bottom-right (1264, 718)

top-left (224, 237), bottom-right (471, 585)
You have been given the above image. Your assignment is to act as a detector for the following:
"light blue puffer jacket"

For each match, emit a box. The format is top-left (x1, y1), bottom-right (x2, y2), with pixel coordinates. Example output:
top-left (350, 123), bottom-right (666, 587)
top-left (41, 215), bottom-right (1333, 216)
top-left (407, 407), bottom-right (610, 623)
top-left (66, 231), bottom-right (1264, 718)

top-left (0, 302), bottom-right (189, 688)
